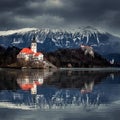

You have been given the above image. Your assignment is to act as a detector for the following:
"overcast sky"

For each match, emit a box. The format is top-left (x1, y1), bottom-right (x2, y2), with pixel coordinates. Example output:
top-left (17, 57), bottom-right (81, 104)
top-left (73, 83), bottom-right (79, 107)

top-left (0, 0), bottom-right (120, 34)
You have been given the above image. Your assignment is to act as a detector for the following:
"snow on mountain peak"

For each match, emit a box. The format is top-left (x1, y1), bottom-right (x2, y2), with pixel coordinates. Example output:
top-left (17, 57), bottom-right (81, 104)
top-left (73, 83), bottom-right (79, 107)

top-left (0, 26), bottom-right (108, 48)
top-left (0, 28), bottom-right (38, 36)
top-left (0, 26), bottom-right (106, 37)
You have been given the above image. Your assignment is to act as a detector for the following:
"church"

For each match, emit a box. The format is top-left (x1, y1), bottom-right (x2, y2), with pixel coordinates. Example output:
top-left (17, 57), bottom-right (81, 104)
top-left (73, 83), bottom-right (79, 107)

top-left (17, 37), bottom-right (44, 62)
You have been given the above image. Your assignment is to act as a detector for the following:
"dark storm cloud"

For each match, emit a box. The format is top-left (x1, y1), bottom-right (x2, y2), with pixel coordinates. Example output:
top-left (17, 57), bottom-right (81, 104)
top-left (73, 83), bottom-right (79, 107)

top-left (0, 0), bottom-right (29, 12)
top-left (0, 0), bottom-right (120, 34)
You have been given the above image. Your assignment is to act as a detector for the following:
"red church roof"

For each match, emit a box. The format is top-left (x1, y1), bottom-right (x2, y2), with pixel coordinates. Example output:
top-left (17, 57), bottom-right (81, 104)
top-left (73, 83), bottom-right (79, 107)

top-left (34, 52), bottom-right (42, 56)
top-left (20, 48), bottom-right (34, 54)
top-left (20, 83), bottom-right (33, 91)
top-left (20, 81), bottom-right (42, 91)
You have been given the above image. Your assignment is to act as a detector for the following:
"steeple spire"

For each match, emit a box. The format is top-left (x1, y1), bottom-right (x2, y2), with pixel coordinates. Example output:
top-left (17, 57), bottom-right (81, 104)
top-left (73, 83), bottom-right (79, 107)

top-left (31, 35), bottom-right (37, 53)
top-left (32, 35), bottom-right (36, 43)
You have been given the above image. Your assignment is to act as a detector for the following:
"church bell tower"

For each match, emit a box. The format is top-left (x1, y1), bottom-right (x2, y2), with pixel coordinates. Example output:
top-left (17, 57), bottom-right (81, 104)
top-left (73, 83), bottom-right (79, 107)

top-left (31, 36), bottom-right (37, 53)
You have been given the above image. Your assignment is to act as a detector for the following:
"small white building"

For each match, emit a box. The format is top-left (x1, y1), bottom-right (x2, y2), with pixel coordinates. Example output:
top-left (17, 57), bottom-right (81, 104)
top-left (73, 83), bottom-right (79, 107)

top-left (80, 45), bottom-right (94, 57)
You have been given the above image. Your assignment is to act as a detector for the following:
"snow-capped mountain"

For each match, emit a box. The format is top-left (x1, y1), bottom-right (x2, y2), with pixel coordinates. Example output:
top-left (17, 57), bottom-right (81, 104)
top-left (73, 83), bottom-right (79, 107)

top-left (0, 26), bottom-right (120, 58)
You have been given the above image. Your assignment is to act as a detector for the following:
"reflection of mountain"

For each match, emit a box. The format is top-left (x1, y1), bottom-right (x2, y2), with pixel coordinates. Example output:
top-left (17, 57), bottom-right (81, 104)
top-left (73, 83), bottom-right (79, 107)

top-left (0, 69), bottom-right (120, 110)
top-left (36, 70), bottom-right (120, 110)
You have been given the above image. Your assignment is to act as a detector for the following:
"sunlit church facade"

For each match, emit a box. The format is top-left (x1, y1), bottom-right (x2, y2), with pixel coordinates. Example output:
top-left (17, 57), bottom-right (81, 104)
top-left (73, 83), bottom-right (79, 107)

top-left (17, 37), bottom-right (44, 62)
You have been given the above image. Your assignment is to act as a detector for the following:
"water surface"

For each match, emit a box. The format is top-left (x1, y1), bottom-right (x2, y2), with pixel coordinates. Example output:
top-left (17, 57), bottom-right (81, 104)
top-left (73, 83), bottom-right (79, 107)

top-left (0, 68), bottom-right (120, 120)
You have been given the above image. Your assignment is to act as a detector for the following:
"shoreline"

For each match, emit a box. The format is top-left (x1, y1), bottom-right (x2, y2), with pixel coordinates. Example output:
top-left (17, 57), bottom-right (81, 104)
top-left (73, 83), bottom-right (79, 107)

top-left (0, 66), bottom-right (120, 71)
top-left (60, 67), bottom-right (120, 71)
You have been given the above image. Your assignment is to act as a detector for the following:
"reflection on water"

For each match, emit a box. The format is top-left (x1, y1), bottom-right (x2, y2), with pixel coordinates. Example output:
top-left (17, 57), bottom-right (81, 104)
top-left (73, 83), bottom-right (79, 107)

top-left (0, 68), bottom-right (120, 111)
top-left (0, 68), bottom-right (120, 120)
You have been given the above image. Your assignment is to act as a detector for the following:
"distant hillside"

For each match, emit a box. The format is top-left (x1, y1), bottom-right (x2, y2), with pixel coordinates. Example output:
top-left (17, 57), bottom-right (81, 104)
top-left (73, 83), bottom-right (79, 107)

top-left (0, 45), bottom-right (114, 68)
top-left (45, 48), bottom-right (111, 68)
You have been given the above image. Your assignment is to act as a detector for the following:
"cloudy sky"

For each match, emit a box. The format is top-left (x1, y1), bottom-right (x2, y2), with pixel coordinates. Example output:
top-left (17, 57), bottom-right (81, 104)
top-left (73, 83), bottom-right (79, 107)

top-left (0, 0), bottom-right (120, 34)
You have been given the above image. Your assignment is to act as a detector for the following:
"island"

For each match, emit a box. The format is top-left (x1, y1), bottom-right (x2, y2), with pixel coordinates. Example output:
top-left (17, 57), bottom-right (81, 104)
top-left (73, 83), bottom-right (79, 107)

top-left (0, 37), bottom-right (117, 69)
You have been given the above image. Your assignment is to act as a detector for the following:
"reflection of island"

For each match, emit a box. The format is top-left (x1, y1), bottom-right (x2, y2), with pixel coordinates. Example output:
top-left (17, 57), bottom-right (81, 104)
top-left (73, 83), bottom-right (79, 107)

top-left (16, 69), bottom-right (55, 93)
top-left (44, 70), bottom-right (119, 93)
top-left (0, 69), bottom-right (54, 91)
top-left (17, 70), bottom-right (44, 91)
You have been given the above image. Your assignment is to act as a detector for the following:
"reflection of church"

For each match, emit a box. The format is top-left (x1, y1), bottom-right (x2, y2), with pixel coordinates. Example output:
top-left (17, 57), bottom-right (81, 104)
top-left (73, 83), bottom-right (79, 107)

top-left (17, 70), bottom-right (44, 93)
top-left (16, 69), bottom-right (54, 94)
top-left (16, 69), bottom-right (55, 107)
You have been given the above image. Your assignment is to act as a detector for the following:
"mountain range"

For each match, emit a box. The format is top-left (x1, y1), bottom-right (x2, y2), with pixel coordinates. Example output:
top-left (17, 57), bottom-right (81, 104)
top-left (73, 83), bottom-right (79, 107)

top-left (0, 26), bottom-right (120, 63)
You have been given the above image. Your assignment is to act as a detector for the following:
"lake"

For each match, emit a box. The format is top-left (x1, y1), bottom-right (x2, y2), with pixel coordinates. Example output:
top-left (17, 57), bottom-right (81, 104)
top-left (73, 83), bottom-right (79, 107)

top-left (0, 68), bottom-right (120, 120)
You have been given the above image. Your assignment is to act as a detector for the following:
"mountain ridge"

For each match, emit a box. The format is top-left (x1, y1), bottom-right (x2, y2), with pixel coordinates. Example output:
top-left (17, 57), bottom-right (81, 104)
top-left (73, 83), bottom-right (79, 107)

top-left (0, 26), bottom-right (120, 63)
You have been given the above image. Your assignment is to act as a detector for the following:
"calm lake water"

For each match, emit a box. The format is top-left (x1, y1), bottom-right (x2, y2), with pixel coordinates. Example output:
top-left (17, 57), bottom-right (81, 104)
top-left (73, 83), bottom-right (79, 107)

top-left (0, 68), bottom-right (120, 120)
